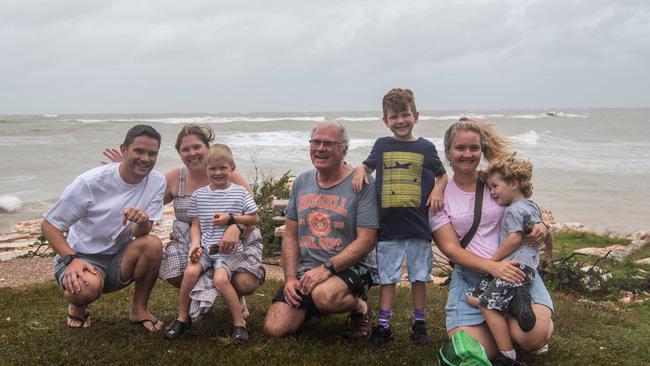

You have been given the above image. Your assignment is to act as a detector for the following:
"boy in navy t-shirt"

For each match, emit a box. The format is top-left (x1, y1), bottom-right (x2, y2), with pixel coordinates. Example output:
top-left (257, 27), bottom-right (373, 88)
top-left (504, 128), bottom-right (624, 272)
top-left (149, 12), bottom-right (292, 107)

top-left (352, 88), bottom-right (448, 346)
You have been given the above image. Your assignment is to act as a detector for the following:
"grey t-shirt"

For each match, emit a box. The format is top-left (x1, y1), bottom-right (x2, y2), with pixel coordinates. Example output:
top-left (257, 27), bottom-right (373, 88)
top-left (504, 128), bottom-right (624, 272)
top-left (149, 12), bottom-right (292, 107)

top-left (501, 199), bottom-right (543, 268)
top-left (285, 169), bottom-right (380, 278)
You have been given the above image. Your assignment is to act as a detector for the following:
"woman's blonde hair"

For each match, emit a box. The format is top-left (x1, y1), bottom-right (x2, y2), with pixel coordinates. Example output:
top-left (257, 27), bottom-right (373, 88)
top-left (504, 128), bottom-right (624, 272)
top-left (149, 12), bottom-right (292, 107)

top-left (443, 117), bottom-right (513, 163)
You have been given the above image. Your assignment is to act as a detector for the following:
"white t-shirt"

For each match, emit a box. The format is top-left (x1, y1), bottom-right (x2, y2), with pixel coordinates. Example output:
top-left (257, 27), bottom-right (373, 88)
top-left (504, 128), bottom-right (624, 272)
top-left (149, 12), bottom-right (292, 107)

top-left (44, 163), bottom-right (166, 255)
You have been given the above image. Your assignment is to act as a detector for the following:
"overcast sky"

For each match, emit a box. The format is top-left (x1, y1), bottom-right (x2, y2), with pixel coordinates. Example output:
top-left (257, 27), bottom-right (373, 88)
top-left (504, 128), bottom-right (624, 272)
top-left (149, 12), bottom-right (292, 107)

top-left (1, 0), bottom-right (649, 113)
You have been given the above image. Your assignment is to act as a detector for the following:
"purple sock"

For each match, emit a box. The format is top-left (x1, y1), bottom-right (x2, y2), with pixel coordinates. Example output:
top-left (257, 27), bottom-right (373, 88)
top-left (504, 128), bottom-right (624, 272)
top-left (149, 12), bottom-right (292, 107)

top-left (413, 308), bottom-right (425, 322)
top-left (378, 309), bottom-right (392, 330)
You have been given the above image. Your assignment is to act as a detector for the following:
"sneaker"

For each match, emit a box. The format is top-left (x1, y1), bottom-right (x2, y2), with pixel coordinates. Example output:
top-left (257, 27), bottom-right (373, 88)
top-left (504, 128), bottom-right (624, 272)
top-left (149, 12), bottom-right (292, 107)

top-left (492, 353), bottom-right (528, 366)
top-left (232, 325), bottom-right (249, 343)
top-left (342, 306), bottom-right (372, 340)
top-left (368, 325), bottom-right (394, 347)
top-left (409, 320), bottom-right (433, 345)
top-left (510, 287), bottom-right (536, 332)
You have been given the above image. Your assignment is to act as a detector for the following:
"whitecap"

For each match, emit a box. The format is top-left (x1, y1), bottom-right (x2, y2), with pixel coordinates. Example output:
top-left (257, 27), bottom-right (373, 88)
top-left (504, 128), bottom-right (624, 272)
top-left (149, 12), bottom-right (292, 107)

top-left (78, 116), bottom-right (327, 125)
top-left (336, 117), bottom-right (380, 122)
top-left (511, 130), bottom-right (539, 145)
top-left (0, 196), bottom-right (22, 213)
top-left (511, 114), bottom-right (545, 120)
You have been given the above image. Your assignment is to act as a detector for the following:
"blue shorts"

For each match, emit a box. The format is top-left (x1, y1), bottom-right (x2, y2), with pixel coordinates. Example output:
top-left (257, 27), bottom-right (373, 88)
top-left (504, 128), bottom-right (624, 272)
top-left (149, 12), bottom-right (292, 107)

top-left (446, 265), bottom-right (554, 332)
top-left (198, 249), bottom-right (241, 278)
top-left (376, 238), bottom-right (433, 284)
top-left (53, 244), bottom-right (133, 294)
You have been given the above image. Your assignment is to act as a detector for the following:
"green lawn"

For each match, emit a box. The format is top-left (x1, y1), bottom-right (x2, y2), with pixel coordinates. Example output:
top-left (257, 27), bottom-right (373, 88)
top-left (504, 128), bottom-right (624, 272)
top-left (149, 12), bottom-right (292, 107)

top-left (2, 277), bottom-right (649, 365)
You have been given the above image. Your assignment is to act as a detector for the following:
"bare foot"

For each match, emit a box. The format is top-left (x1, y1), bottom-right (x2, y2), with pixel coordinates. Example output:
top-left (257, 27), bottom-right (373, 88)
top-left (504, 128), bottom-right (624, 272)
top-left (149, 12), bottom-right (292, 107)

top-left (128, 310), bottom-right (164, 331)
top-left (67, 303), bottom-right (91, 328)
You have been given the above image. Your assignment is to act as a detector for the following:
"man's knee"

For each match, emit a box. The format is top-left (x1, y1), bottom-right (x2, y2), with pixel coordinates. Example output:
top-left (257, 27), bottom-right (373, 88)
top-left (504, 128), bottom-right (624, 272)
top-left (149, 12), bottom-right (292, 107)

top-left (138, 234), bottom-right (163, 257)
top-left (64, 273), bottom-right (103, 305)
top-left (263, 302), bottom-right (303, 338)
top-left (311, 286), bottom-right (346, 311)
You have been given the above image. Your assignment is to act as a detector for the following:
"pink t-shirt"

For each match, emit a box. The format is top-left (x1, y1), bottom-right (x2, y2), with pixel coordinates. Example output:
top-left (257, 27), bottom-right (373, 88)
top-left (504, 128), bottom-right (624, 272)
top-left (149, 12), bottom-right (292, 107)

top-left (429, 178), bottom-right (504, 259)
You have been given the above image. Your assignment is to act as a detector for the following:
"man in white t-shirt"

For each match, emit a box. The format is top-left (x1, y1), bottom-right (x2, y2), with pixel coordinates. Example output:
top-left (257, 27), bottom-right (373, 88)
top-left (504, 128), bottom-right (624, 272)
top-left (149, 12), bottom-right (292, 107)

top-left (42, 125), bottom-right (167, 331)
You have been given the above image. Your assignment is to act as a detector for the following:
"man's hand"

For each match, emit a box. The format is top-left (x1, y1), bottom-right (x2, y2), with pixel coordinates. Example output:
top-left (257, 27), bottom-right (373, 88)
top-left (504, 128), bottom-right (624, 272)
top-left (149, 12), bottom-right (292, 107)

top-left (101, 148), bottom-right (123, 164)
top-left (62, 258), bottom-right (97, 294)
top-left (218, 224), bottom-right (240, 253)
top-left (213, 213), bottom-right (229, 227)
top-left (189, 247), bottom-right (203, 263)
top-left (299, 265), bottom-right (332, 295)
top-left (523, 223), bottom-right (548, 246)
top-left (283, 277), bottom-right (302, 307)
top-left (122, 208), bottom-right (149, 225)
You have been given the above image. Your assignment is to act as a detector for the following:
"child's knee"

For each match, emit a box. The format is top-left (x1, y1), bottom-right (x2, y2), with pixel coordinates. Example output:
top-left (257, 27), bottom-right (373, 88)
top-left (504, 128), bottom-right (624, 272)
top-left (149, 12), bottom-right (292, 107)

top-left (212, 269), bottom-right (231, 289)
top-left (184, 263), bottom-right (202, 280)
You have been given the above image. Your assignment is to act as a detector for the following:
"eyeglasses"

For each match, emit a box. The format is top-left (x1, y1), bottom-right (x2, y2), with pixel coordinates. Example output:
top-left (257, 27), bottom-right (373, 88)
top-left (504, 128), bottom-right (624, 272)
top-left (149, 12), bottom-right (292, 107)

top-left (309, 139), bottom-right (343, 148)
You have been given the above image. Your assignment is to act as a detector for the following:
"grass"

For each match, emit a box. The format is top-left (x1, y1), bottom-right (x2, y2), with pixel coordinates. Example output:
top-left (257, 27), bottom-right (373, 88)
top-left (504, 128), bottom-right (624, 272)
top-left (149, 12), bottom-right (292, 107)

top-left (1, 277), bottom-right (650, 365)
top-left (2, 230), bottom-right (649, 365)
top-left (552, 230), bottom-right (630, 253)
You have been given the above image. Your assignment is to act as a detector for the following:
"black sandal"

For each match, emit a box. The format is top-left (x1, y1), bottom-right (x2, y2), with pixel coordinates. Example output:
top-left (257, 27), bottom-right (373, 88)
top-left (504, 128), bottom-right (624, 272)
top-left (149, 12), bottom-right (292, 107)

top-left (163, 318), bottom-right (191, 340)
top-left (67, 310), bottom-right (91, 328)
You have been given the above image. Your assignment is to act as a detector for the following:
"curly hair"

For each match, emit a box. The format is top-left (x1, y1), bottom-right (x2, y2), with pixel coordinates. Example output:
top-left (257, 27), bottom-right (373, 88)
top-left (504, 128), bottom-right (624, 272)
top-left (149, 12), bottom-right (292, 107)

top-left (443, 117), bottom-right (513, 163)
top-left (485, 155), bottom-right (534, 198)
top-left (175, 124), bottom-right (215, 152)
top-left (382, 88), bottom-right (417, 118)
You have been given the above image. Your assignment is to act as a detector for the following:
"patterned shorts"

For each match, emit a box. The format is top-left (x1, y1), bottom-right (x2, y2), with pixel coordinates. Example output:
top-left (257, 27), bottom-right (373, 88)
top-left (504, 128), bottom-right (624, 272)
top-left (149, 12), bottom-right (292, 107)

top-left (466, 263), bottom-right (536, 312)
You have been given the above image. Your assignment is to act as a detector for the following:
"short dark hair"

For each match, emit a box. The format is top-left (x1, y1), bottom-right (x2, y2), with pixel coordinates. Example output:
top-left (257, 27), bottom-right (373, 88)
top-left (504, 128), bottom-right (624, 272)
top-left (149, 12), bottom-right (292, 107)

top-left (123, 125), bottom-right (161, 149)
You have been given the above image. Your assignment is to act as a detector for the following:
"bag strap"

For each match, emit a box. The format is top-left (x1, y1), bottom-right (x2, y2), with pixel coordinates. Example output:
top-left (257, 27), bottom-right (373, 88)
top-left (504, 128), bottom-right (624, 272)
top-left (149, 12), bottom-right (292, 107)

top-left (459, 177), bottom-right (485, 248)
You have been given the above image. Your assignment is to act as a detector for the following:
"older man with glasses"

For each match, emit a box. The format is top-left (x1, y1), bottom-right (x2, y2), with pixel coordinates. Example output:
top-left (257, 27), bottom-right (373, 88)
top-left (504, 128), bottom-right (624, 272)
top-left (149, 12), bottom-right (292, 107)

top-left (263, 121), bottom-right (379, 340)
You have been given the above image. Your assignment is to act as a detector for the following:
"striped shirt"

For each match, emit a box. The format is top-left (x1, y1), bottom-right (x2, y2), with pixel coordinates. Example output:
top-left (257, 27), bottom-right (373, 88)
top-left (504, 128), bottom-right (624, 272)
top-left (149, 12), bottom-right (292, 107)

top-left (188, 183), bottom-right (258, 254)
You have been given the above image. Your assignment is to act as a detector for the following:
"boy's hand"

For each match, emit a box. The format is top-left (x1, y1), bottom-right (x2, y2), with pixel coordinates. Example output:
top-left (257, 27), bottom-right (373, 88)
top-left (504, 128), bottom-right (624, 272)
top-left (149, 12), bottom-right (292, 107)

top-left (351, 166), bottom-right (368, 193)
top-left (212, 213), bottom-right (229, 226)
top-left (427, 189), bottom-right (444, 213)
top-left (543, 255), bottom-right (554, 267)
top-left (189, 247), bottom-right (203, 263)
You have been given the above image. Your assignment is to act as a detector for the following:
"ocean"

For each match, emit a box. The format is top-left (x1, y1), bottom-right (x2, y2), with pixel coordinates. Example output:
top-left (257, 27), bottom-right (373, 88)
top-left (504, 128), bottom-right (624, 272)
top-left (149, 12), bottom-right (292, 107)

top-left (1, 109), bottom-right (648, 234)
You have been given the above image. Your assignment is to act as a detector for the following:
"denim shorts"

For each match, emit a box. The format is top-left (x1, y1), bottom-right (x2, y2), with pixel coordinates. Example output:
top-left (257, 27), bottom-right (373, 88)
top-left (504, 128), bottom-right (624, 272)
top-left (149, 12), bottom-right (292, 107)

top-left (445, 264), bottom-right (554, 332)
top-left (198, 252), bottom-right (237, 278)
top-left (376, 238), bottom-right (433, 284)
top-left (53, 245), bottom-right (133, 294)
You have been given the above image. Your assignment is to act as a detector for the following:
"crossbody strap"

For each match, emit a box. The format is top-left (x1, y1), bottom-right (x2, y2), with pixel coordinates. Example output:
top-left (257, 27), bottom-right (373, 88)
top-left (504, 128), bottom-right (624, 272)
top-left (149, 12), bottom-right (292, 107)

top-left (459, 178), bottom-right (485, 248)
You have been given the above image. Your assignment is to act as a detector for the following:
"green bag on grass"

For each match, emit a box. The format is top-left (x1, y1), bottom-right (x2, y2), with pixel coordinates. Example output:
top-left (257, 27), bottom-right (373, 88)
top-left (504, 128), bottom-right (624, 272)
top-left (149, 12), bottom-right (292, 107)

top-left (437, 330), bottom-right (491, 366)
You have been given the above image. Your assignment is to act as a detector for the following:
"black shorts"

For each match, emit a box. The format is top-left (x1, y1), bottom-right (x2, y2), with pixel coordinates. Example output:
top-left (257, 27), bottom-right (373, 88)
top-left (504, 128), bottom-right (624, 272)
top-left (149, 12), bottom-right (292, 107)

top-left (272, 264), bottom-right (374, 319)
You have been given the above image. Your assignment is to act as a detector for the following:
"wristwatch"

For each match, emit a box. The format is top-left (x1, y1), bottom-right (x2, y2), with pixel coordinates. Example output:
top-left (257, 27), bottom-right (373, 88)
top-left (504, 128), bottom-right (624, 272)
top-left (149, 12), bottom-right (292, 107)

top-left (323, 259), bottom-right (337, 275)
top-left (236, 224), bottom-right (246, 240)
top-left (62, 254), bottom-right (79, 266)
top-left (227, 213), bottom-right (236, 226)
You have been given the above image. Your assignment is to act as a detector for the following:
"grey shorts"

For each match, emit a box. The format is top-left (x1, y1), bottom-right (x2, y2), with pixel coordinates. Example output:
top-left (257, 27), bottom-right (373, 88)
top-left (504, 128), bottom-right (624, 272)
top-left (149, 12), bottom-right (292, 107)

top-left (53, 245), bottom-right (133, 294)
